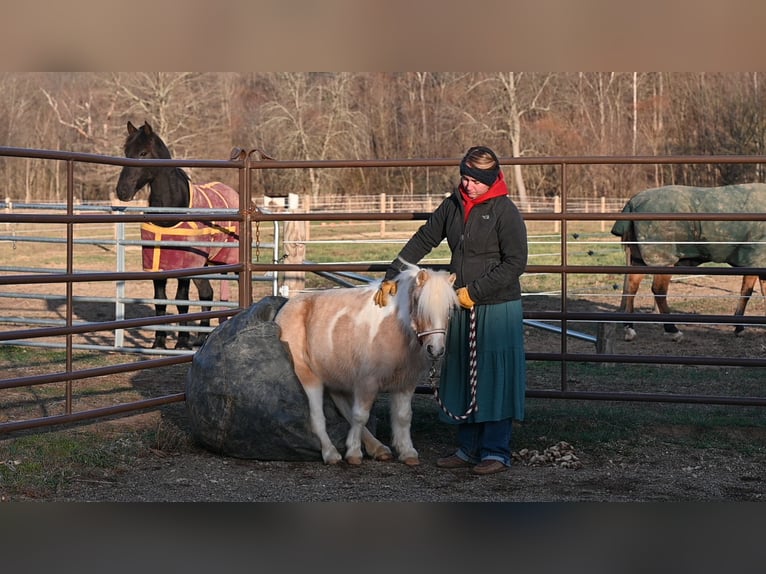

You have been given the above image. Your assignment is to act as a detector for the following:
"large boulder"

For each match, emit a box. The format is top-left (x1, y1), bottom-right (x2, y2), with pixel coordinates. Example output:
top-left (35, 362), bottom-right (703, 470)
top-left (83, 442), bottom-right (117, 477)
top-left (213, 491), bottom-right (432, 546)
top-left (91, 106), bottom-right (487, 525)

top-left (185, 296), bottom-right (350, 461)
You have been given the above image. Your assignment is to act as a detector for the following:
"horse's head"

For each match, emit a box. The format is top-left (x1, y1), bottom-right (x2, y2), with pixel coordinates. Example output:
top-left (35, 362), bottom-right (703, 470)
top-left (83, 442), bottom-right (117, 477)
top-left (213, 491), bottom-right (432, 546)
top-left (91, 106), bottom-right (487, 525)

top-left (405, 268), bottom-right (458, 360)
top-left (115, 121), bottom-right (173, 201)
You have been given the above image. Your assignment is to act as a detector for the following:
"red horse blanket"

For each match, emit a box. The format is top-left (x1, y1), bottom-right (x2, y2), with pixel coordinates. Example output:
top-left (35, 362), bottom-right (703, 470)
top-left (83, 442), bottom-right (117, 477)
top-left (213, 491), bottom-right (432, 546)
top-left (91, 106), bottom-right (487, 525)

top-left (141, 182), bottom-right (240, 272)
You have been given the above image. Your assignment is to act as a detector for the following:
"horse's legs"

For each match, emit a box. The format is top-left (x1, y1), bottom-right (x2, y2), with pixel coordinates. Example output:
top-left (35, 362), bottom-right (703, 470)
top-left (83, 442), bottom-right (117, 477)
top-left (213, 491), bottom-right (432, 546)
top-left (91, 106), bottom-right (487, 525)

top-left (301, 382), bottom-right (343, 465)
top-left (152, 278), bottom-right (168, 349)
top-left (174, 278), bottom-right (192, 349)
top-left (388, 389), bottom-right (419, 466)
top-left (191, 277), bottom-right (214, 346)
top-left (329, 392), bottom-right (394, 463)
top-left (619, 271), bottom-right (644, 342)
top-left (651, 274), bottom-right (682, 341)
top-left (734, 275), bottom-right (766, 336)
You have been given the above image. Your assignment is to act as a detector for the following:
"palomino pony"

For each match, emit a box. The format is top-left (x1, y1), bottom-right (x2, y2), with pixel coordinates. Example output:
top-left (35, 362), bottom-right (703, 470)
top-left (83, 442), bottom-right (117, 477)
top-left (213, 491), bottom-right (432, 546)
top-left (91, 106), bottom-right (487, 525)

top-left (115, 121), bottom-right (240, 349)
top-left (611, 184), bottom-right (766, 342)
top-left (275, 263), bottom-right (458, 465)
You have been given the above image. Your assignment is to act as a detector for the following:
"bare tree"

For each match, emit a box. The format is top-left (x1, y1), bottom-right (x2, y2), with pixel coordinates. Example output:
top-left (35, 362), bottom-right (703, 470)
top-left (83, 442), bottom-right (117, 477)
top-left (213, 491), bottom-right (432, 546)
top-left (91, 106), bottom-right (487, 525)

top-left (458, 72), bottom-right (554, 207)
top-left (6, 72), bottom-right (766, 205)
top-left (41, 73), bottom-right (119, 152)
top-left (248, 72), bottom-right (369, 198)
top-left (106, 73), bottom-right (233, 158)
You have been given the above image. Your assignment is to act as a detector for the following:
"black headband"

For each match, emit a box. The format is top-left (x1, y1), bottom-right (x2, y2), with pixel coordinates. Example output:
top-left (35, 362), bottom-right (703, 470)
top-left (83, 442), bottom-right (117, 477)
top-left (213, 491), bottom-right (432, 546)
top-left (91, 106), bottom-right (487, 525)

top-left (460, 159), bottom-right (500, 187)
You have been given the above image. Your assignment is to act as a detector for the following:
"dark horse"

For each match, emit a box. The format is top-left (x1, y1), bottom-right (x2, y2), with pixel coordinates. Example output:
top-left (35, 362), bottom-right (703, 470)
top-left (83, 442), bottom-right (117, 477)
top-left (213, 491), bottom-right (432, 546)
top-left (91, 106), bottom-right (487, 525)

top-left (611, 184), bottom-right (766, 342)
top-left (116, 121), bottom-right (240, 349)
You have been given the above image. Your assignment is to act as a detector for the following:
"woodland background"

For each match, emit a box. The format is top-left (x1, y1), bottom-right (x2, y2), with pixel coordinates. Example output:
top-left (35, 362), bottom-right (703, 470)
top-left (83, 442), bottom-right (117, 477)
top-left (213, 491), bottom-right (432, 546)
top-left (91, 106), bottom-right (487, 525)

top-left (1, 72), bottom-right (765, 204)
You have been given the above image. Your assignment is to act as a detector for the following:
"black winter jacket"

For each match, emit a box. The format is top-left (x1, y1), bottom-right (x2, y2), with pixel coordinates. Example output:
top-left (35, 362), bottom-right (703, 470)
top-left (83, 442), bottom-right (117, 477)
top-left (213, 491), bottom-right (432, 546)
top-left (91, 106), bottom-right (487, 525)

top-left (385, 190), bottom-right (528, 303)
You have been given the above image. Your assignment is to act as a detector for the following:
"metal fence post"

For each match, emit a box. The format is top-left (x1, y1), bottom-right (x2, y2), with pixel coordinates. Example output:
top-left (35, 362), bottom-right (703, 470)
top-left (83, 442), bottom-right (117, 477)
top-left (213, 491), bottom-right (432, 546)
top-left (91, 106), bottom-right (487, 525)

top-left (115, 215), bottom-right (126, 348)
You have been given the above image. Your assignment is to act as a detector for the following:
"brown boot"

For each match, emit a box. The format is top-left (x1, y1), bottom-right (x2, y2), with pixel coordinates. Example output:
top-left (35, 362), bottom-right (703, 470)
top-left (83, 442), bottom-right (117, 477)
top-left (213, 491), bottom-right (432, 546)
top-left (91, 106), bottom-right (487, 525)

top-left (472, 460), bottom-right (508, 475)
top-left (436, 454), bottom-right (473, 469)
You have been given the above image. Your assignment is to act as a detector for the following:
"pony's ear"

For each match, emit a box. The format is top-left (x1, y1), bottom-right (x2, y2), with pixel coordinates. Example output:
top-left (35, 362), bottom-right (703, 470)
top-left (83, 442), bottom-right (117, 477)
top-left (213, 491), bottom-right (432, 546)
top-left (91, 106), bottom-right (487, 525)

top-left (142, 121), bottom-right (153, 135)
top-left (416, 269), bottom-right (429, 287)
top-left (127, 121), bottom-right (137, 135)
top-left (448, 273), bottom-right (456, 286)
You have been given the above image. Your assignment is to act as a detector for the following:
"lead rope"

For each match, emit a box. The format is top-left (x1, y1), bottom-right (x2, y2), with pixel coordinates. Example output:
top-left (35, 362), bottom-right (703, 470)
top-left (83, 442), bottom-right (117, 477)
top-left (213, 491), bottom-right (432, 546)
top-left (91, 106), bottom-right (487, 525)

top-left (434, 306), bottom-right (478, 421)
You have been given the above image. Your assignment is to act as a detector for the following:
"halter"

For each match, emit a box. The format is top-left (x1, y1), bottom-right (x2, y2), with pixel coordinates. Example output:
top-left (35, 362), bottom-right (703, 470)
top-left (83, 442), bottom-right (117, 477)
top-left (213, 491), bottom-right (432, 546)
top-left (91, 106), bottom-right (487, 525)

top-left (416, 328), bottom-right (447, 340)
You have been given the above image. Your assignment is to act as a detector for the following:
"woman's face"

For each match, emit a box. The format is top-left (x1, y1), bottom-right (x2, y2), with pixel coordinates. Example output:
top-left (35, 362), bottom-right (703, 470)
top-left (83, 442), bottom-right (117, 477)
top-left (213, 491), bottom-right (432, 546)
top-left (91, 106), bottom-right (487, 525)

top-left (460, 175), bottom-right (490, 200)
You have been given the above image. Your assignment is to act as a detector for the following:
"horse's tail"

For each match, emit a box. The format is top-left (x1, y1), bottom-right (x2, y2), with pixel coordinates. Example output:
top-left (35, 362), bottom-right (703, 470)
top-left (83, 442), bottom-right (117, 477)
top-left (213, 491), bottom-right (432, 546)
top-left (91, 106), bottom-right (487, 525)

top-left (610, 198), bottom-right (636, 241)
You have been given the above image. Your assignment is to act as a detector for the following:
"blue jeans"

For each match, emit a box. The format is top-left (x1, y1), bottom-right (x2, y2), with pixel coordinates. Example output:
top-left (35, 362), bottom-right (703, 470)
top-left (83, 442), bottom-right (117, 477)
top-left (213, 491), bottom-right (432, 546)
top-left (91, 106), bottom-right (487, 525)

top-left (455, 419), bottom-right (513, 466)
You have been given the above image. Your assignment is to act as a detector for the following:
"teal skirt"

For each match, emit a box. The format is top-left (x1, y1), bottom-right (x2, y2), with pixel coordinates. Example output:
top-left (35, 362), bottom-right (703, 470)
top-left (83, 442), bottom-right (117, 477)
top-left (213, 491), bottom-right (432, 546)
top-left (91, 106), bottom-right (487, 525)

top-left (438, 299), bottom-right (526, 424)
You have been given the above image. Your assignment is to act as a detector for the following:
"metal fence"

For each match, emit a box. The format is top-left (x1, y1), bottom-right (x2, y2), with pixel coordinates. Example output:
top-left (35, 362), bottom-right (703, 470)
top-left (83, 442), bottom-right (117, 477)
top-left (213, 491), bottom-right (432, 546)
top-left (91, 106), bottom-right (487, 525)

top-left (2, 148), bottom-right (766, 435)
top-left (0, 201), bottom-right (279, 355)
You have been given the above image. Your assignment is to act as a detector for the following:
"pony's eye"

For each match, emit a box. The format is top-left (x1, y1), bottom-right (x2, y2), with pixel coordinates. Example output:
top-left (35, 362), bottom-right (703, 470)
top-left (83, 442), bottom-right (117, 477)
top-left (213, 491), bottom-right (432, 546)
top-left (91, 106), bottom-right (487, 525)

top-left (139, 151), bottom-right (148, 158)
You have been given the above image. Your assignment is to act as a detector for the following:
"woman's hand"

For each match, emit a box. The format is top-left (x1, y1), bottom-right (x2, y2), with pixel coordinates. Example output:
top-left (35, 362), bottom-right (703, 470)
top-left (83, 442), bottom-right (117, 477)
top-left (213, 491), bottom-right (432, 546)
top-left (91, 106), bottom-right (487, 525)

top-left (373, 280), bottom-right (398, 307)
top-left (456, 287), bottom-right (475, 309)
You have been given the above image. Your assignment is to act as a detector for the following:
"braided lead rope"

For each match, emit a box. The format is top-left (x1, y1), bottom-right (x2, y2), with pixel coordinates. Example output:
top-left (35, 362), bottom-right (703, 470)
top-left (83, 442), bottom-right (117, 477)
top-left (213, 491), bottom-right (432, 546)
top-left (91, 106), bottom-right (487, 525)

top-left (434, 306), bottom-right (478, 421)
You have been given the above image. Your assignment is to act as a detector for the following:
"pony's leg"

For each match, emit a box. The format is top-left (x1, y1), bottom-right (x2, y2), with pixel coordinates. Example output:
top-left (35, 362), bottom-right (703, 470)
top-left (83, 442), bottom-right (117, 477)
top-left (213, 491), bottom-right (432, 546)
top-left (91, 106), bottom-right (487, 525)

top-left (174, 278), bottom-right (192, 349)
top-left (619, 271), bottom-right (644, 341)
top-left (152, 278), bottom-right (168, 349)
top-left (191, 277), bottom-right (213, 346)
top-left (301, 383), bottom-right (343, 465)
top-left (651, 274), bottom-right (682, 341)
top-left (329, 392), bottom-right (394, 462)
top-left (388, 389), bottom-right (419, 466)
top-left (338, 389), bottom-right (377, 466)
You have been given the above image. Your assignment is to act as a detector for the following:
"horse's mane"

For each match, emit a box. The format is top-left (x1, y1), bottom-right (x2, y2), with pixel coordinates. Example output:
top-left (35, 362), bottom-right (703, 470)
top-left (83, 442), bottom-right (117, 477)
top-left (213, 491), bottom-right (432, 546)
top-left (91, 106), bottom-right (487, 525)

top-left (124, 125), bottom-right (190, 183)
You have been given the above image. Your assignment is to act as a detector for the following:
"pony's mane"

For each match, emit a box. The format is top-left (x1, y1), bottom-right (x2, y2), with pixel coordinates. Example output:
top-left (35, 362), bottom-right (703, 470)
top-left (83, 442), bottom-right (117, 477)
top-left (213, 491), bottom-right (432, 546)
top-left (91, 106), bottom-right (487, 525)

top-left (394, 263), bottom-right (457, 327)
top-left (416, 269), bottom-right (458, 323)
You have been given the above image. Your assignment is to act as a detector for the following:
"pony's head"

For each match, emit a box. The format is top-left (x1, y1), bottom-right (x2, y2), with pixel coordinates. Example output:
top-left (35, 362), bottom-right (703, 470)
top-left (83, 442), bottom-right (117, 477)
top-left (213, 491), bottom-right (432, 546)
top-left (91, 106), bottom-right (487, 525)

top-left (116, 121), bottom-right (187, 201)
top-left (395, 263), bottom-right (457, 360)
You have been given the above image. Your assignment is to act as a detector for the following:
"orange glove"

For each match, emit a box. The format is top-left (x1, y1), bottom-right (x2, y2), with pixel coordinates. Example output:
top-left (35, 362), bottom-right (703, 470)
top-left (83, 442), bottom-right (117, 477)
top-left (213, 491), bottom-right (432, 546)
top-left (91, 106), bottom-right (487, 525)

top-left (373, 280), bottom-right (398, 307)
top-left (456, 287), bottom-right (475, 309)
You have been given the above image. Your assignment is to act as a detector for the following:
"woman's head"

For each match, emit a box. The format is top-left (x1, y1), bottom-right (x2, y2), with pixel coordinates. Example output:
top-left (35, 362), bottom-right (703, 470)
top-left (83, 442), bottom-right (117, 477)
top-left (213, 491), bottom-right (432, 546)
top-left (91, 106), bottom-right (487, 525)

top-left (459, 146), bottom-right (500, 198)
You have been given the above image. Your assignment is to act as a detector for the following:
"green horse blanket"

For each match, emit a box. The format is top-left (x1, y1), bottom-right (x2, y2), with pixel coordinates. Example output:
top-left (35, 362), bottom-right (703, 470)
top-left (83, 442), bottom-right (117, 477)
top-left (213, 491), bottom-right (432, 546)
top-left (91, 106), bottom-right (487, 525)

top-left (611, 183), bottom-right (766, 268)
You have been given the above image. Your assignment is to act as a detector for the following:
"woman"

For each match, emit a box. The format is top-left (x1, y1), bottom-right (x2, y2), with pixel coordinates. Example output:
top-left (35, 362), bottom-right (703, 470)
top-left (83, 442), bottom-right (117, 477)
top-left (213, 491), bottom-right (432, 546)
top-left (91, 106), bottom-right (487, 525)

top-left (374, 145), bottom-right (527, 475)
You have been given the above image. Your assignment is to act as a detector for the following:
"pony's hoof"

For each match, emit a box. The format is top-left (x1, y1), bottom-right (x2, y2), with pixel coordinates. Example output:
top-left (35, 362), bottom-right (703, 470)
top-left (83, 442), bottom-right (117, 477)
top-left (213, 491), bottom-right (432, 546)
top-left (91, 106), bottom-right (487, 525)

top-left (322, 450), bottom-right (343, 465)
top-left (623, 327), bottom-right (636, 342)
top-left (345, 456), bottom-right (363, 466)
top-left (402, 457), bottom-right (420, 467)
top-left (370, 445), bottom-right (393, 461)
top-left (665, 331), bottom-right (683, 342)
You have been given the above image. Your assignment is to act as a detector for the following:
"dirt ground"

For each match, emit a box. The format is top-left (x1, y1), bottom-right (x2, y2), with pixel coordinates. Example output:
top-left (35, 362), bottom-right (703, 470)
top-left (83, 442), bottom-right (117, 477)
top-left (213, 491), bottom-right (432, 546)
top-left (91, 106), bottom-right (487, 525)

top-left (2, 273), bottom-right (766, 502)
top-left (35, 397), bottom-right (764, 502)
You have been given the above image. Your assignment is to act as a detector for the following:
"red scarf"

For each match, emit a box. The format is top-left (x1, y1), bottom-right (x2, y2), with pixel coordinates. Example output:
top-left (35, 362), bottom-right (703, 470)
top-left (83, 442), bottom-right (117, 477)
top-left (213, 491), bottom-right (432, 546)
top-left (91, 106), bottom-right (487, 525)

top-left (460, 170), bottom-right (509, 222)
